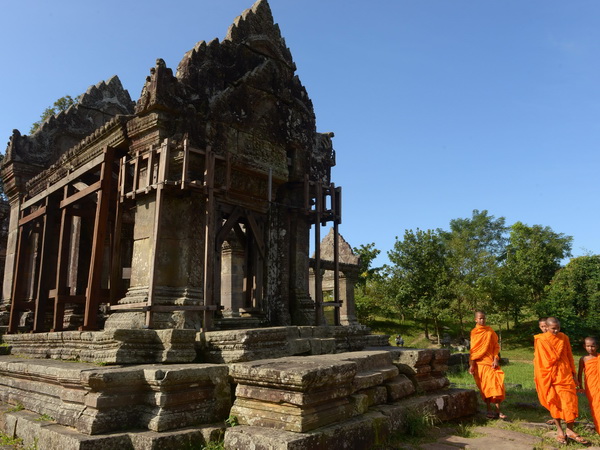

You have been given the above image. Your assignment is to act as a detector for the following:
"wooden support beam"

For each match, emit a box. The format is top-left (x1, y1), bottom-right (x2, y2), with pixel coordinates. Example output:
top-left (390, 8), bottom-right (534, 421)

top-left (333, 219), bottom-right (341, 326)
top-left (203, 150), bottom-right (216, 331)
top-left (151, 305), bottom-right (219, 312)
top-left (18, 206), bottom-right (46, 227)
top-left (215, 206), bottom-right (243, 245)
top-left (109, 302), bottom-right (150, 311)
top-left (59, 180), bottom-right (102, 209)
top-left (21, 153), bottom-right (106, 211)
top-left (8, 222), bottom-right (27, 333)
top-left (145, 139), bottom-right (169, 328)
top-left (181, 138), bottom-right (189, 189)
top-left (33, 197), bottom-right (59, 332)
top-left (131, 150), bottom-right (140, 200)
top-left (246, 212), bottom-right (265, 258)
top-left (81, 147), bottom-right (115, 330)
top-left (314, 183), bottom-right (323, 326)
top-left (110, 160), bottom-right (125, 305)
top-left (119, 156), bottom-right (126, 202)
top-left (147, 146), bottom-right (155, 189)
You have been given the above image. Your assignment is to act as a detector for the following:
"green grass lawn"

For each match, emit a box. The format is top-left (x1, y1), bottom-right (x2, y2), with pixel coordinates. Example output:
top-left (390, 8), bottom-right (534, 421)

top-left (365, 313), bottom-right (600, 448)
top-left (446, 359), bottom-right (600, 448)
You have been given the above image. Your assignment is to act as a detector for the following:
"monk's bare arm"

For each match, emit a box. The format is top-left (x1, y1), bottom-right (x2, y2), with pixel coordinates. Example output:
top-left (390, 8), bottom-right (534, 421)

top-left (491, 354), bottom-right (500, 369)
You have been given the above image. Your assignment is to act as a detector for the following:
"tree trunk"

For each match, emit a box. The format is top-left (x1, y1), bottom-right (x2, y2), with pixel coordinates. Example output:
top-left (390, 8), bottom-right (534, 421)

top-left (424, 318), bottom-right (429, 340)
top-left (434, 316), bottom-right (441, 345)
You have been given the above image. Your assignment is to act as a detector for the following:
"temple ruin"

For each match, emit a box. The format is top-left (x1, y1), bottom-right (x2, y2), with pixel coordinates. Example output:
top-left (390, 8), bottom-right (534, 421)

top-left (0, 1), bottom-right (476, 448)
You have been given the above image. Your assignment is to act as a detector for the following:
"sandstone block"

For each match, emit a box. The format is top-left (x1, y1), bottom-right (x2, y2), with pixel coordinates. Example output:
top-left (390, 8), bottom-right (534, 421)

top-left (348, 393), bottom-right (369, 415)
top-left (230, 397), bottom-right (353, 432)
top-left (417, 375), bottom-right (450, 393)
top-left (385, 374), bottom-right (416, 401)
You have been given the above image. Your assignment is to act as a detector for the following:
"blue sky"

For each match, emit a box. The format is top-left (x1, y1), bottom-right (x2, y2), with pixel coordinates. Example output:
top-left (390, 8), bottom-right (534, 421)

top-left (2, 1), bottom-right (600, 266)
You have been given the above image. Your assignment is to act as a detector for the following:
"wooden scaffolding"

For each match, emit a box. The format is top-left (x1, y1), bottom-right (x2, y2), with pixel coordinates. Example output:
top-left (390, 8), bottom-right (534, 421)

top-left (8, 138), bottom-right (343, 332)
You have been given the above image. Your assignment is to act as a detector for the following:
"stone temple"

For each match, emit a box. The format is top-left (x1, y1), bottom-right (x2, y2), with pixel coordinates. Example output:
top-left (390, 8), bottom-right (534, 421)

top-left (0, 1), bottom-right (476, 448)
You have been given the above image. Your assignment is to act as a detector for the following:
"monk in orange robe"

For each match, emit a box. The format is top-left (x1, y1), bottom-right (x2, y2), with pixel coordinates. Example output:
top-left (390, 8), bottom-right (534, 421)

top-left (578, 336), bottom-right (600, 435)
top-left (469, 310), bottom-right (506, 419)
top-left (533, 318), bottom-right (547, 407)
top-left (535, 317), bottom-right (588, 445)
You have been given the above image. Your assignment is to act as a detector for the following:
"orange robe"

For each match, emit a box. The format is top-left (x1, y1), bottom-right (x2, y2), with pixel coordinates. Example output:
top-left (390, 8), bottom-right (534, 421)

top-left (470, 324), bottom-right (505, 403)
top-left (533, 333), bottom-right (544, 395)
top-left (535, 332), bottom-right (578, 422)
top-left (583, 356), bottom-right (600, 433)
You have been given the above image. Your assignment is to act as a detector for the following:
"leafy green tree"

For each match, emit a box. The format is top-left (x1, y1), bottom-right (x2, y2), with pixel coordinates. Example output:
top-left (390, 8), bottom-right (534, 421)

top-left (440, 210), bottom-right (508, 335)
top-left (30, 95), bottom-right (79, 133)
top-left (539, 255), bottom-right (600, 342)
top-left (354, 242), bottom-right (381, 289)
top-left (353, 243), bottom-right (392, 325)
top-left (506, 222), bottom-right (572, 303)
top-left (388, 228), bottom-right (450, 342)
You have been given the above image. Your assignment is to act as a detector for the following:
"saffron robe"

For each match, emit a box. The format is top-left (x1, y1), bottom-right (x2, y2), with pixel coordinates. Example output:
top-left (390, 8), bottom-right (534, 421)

top-left (533, 333), bottom-right (544, 396)
top-left (535, 332), bottom-right (578, 422)
top-left (470, 324), bottom-right (505, 403)
top-left (583, 356), bottom-right (600, 433)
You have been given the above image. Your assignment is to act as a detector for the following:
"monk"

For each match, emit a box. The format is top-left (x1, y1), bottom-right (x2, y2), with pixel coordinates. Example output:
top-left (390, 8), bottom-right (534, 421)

top-left (535, 317), bottom-right (588, 445)
top-left (577, 336), bottom-right (599, 434)
top-left (533, 318), bottom-right (548, 400)
top-left (538, 317), bottom-right (548, 333)
top-left (469, 310), bottom-right (506, 419)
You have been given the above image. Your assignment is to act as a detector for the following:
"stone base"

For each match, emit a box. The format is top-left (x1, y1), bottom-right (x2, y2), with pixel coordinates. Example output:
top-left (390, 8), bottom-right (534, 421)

top-left (224, 389), bottom-right (478, 449)
top-left (2, 328), bottom-right (197, 364)
top-left (0, 356), bottom-right (231, 435)
top-left (198, 325), bottom-right (384, 363)
top-left (0, 404), bottom-right (225, 450)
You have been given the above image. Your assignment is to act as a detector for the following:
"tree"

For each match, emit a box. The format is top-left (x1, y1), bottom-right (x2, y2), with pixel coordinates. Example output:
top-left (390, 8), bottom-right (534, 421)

top-left (354, 242), bottom-right (381, 289)
top-left (387, 228), bottom-right (450, 342)
top-left (440, 210), bottom-right (508, 335)
top-left (506, 222), bottom-right (572, 303)
top-left (30, 95), bottom-right (79, 133)
top-left (353, 243), bottom-right (391, 325)
top-left (539, 255), bottom-right (600, 342)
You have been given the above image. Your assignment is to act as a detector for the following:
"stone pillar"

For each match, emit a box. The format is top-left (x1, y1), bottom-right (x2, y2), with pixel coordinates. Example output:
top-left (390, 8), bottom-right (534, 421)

top-left (288, 211), bottom-right (315, 326)
top-left (339, 267), bottom-right (359, 326)
top-left (220, 238), bottom-right (245, 318)
top-left (1, 199), bottom-right (21, 311)
top-left (105, 191), bottom-right (206, 330)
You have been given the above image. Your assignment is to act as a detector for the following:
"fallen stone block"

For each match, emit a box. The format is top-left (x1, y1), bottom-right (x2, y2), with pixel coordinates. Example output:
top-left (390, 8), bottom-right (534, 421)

top-left (385, 374), bottom-right (416, 401)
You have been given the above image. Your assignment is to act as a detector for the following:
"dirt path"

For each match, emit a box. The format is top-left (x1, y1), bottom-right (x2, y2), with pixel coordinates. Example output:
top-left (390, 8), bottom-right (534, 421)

top-left (414, 422), bottom-right (600, 450)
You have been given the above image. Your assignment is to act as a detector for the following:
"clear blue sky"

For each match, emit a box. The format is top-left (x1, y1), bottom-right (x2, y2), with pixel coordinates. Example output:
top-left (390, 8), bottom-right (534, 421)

top-left (2, 1), bottom-right (600, 266)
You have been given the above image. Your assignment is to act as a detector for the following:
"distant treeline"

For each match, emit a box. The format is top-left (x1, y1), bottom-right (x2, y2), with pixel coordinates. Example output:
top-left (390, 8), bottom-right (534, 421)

top-left (354, 209), bottom-right (599, 343)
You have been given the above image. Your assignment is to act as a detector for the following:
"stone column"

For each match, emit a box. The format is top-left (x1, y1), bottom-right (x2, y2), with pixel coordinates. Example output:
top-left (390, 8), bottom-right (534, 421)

top-left (105, 191), bottom-right (206, 330)
top-left (220, 238), bottom-right (245, 317)
top-left (339, 267), bottom-right (359, 326)
top-left (1, 199), bottom-right (21, 312)
top-left (288, 211), bottom-right (316, 326)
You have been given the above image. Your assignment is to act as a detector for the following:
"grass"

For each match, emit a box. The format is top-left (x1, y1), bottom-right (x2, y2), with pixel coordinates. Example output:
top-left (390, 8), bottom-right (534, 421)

top-left (446, 358), bottom-right (600, 449)
top-left (0, 432), bottom-right (38, 450)
top-left (365, 313), bottom-right (600, 448)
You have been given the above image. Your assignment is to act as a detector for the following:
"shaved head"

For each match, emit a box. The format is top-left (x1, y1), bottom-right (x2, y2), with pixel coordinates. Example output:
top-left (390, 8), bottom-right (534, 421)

top-left (546, 317), bottom-right (560, 326)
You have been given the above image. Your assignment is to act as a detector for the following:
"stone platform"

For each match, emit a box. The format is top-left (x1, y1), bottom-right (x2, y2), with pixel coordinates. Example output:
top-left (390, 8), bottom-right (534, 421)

top-left (0, 344), bottom-right (477, 449)
top-left (0, 388), bottom-right (476, 450)
top-left (2, 325), bottom-right (388, 364)
top-left (2, 329), bottom-right (198, 364)
top-left (225, 389), bottom-right (477, 450)
top-left (0, 356), bottom-right (231, 435)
